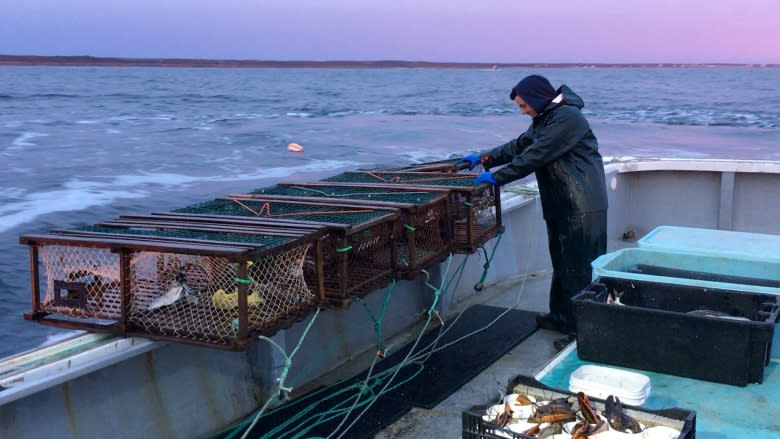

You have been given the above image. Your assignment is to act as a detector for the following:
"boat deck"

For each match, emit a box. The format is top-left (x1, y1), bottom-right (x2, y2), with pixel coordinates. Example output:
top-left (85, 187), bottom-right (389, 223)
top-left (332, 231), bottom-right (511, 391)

top-left (326, 269), bottom-right (562, 438)
top-left (369, 266), bottom-right (780, 439)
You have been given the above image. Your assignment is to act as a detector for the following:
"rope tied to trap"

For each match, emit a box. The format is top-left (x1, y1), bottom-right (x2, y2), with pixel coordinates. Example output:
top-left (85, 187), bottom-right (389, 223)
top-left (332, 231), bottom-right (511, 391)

top-left (230, 198), bottom-right (375, 218)
top-left (362, 171), bottom-right (475, 184)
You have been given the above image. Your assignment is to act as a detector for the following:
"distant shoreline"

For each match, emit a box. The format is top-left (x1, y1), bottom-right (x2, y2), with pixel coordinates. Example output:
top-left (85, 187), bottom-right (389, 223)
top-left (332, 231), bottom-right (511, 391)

top-left (1, 55), bottom-right (777, 68)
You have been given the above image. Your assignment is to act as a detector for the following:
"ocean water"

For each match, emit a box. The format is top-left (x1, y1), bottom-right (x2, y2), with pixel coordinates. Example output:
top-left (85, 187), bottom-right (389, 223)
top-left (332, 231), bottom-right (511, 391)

top-left (1, 66), bottom-right (779, 358)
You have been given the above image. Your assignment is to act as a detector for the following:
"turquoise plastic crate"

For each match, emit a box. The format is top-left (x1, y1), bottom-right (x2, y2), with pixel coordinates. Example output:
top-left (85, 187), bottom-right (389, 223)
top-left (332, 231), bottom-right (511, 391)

top-left (592, 247), bottom-right (780, 295)
top-left (638, 226), bottom-right (780, 262)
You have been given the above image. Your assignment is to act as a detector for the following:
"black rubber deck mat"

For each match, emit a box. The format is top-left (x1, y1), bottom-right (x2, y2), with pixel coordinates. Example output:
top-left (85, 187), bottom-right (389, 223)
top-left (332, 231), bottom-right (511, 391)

top-left (381, 304), bottom-right (538, 409)
top-left (213, 305), bottom-right (536, 438)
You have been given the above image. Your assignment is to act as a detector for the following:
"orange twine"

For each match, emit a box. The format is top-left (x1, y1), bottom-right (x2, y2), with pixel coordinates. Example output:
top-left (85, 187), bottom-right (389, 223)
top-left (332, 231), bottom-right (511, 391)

top-left (360, 171), bottom-right (472, 184)
top-left (230, 198), bottom-right (374, 217)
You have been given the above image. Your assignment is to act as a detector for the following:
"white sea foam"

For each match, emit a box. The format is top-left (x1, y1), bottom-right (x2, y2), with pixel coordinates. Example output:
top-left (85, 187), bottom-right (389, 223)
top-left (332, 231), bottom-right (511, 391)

top-left (109, 159), bottom-right (358, 187)
top-left (0, 181), bottom-right (147, 233)
top-left (399, 151), bottom-right (446, 164)
top-left (0, 187), bottom-right (25, 198)
top-left (0, 159), bottom-right (358, 233)
top-left (10, 131), bottom-right (49, 148)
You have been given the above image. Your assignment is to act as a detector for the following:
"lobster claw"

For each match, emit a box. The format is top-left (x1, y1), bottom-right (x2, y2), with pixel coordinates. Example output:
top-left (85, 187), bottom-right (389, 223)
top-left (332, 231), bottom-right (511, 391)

top-left (577, 391), bottom-right (600, 424)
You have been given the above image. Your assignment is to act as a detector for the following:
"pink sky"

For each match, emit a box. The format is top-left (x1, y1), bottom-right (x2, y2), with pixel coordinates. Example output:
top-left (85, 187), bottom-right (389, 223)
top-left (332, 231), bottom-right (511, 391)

top-left (1, 0), bottom-right (777, 63)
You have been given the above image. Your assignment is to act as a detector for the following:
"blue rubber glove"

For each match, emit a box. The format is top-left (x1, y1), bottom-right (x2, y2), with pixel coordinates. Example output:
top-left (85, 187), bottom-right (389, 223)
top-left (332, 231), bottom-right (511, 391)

top-left (474, 171), bottom-right (496, 185)
top-left (459, 154), bottom-right (481, 171)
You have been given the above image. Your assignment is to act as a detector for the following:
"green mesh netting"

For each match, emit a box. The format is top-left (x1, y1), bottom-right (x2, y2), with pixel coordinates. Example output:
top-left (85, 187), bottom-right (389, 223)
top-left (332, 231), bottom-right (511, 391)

top-left (172, 198), bottom-right (394, 225)
top-left (321, 171), bottom-right (478, 187)
top-left (72, 225), bottom-right (292, 248)
top-left (250, 185), bottom-right (443, 205)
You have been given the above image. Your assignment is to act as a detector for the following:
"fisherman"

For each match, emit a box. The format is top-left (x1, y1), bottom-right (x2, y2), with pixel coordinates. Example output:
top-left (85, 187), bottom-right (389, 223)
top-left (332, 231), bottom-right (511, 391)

top-left (461, 75), bottom-right (608, 350)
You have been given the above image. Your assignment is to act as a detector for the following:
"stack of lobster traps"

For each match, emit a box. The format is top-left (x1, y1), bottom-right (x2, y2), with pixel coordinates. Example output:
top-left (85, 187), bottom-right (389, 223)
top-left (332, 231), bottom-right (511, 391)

top-left (239, 184), bottom-right (452, 279)
top-left (166, 198), bottom-right (401, 309)
top-left (320, 169), bottom-right (502, 253)
top-left (18, 159), bottom-right (503, 350)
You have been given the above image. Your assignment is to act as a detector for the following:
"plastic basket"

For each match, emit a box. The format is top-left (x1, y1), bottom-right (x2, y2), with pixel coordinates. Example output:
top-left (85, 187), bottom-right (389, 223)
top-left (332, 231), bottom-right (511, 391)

top-left (462, 375), bottom-right (695, 439)
top-left (572, 276), bottom-right (780, 386)
top-left (638, 226), bottom-right (780, 263)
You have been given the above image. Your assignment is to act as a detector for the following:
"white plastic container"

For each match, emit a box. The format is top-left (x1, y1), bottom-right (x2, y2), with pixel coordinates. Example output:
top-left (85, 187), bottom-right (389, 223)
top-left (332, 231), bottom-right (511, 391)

top-left (568, 365), bottom-right (651, 406)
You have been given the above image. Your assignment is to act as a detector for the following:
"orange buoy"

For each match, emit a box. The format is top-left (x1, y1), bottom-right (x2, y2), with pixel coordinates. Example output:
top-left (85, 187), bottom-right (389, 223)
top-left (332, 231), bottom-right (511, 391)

top-left (287, 142), bottom-right (304, 152)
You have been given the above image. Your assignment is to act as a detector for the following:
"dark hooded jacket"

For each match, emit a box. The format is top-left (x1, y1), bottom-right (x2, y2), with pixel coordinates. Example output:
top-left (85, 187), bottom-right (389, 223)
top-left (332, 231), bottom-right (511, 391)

top-left (481, 85), bottom-right (608, 219)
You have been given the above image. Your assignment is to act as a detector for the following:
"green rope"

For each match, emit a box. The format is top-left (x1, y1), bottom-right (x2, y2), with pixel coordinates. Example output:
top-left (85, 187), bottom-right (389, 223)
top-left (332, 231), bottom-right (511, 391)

top-left (403, 224), bottom-right (416, 232)
top-left (355, 280), bottom-right (396, 354)
top-left (421, 253), bottom-right (452, 315)
top-left (235, 308), bottom-right (321, 439)
top-left (211, 251), bottom-right (484, 439)
top-left (259, 361), bottom-right (426, 439)
top-left (335, 245), bottom-right (352, 253)
top-left (235, 276), bottom-right (252, 284)
top-left (476, 230), bottom-right (504, 288)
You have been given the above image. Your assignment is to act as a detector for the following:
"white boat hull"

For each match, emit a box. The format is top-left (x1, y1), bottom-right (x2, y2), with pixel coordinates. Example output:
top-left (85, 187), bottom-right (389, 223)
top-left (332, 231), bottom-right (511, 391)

top-left (3, 157), bottom-right (780, 438)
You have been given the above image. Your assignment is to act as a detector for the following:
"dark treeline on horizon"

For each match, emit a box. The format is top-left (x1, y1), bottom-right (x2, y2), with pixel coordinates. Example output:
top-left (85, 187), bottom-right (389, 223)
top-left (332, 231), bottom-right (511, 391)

top-left (0, 54), bottom-right (777, 68)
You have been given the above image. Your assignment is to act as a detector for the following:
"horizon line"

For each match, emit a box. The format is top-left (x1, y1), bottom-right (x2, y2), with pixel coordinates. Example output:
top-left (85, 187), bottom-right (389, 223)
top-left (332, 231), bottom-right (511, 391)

top-left (1, 54), bottom-right (778, 68)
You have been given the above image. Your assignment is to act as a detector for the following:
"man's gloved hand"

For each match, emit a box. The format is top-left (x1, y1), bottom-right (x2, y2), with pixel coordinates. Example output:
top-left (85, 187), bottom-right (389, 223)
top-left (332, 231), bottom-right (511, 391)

top-left (474, 171), bottom-right (496, 185)
top-left (459, 154), bottom-right (481, 171)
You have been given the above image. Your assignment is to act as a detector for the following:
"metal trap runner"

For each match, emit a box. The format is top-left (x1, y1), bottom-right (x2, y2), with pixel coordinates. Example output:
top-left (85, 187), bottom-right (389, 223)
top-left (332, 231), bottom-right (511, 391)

top-left (371, 157), bottom-right (484, 174)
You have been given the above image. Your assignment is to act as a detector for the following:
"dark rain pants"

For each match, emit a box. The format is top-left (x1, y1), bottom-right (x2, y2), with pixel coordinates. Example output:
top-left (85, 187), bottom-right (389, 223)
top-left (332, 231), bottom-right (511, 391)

top-left (545, 209), bottom-right (607, 334)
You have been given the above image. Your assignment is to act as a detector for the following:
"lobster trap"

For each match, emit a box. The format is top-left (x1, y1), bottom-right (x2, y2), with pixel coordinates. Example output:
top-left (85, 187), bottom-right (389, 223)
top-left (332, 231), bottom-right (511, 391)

top-left (19, 220), bottom-right (325, 350)
top-left (371, 157), bottom-right (484, 174)
top-left (320, 171), bottom-right (502, 253)
top-left (236, 183), bottom-right (452, 278)
top-left (164, 197), bottom-right (402, 308)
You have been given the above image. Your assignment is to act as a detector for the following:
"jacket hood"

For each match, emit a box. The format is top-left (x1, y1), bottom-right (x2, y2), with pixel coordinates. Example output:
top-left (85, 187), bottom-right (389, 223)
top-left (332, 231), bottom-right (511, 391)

top-left (509, 75), bottom-right (558, 114)
top-left (542, 85), bottom-right (585, 113)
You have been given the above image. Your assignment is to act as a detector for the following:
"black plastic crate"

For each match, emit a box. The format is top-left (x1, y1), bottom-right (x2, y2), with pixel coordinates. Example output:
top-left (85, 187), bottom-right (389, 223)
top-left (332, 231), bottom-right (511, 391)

top-left (573, 276), bottom-right (780, 386)
top-left (462, 375), bottom-right (696, 439)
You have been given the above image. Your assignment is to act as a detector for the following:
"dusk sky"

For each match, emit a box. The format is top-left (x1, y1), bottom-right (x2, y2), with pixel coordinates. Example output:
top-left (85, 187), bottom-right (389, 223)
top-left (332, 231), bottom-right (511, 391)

top-left (1, 0), bottom-right (778, 64)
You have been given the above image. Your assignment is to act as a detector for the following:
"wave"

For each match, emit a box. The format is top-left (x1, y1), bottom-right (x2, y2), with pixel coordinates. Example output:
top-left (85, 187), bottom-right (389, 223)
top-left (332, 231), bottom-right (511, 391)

top-left (591, 108), bottom-right (779, 129)
top-left (0, 183), bottom-right (147, 234)
top-left (264, 104), bottom-right (780, 129)
top-left (9, 131), bottom-right (49, 149)
top-left (22, 93), bottom-right (82, 99)
top-left (0, 159), bottom-right (359, 233)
